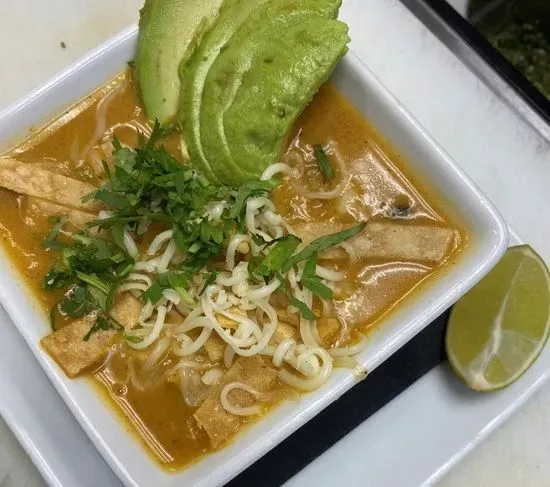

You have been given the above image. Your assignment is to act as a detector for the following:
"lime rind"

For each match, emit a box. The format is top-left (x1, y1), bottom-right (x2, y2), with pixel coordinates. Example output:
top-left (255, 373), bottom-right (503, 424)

top-left (446, 245), bottom-right (550, 392)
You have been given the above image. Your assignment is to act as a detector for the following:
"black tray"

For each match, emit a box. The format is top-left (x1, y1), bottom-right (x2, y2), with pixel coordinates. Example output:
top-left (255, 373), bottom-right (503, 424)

top-left (226, 311), bottom-right (451, 486)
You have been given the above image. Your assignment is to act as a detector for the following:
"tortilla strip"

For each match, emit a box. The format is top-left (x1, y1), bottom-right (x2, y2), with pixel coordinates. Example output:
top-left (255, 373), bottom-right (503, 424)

top-left (41, 316), bottom-right (118, 378)
top-left (110, 293), bottom-right (143, 331)
top-left (41, 293), bottom-right (142, 378)
top-left (270, 321), bottom-right (298, 345)
top-left (334, 263), bottom-right (429, 326)
top-left (194, 356), bottom-right (277, 448)
top-left (25, 197), bottom-right (97, 231)
top-left (317, 318), bottom-right (340, 347)
top-left (295, 220), bottom-right (456, 264)
top-left (0, 157), bottom-right (101, 212)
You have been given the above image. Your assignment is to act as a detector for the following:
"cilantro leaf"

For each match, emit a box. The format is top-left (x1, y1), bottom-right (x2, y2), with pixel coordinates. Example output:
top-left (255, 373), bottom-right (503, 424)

top-left (313, 145), bottom-right (335, 180)
top-left (288, 296), bottom-right (318, 321)
top-left (275, 272), bottom-right (319, 321)
top-left (251, 233), bottom-right (269, 247)
top-left (125, 334), bottom-right (144, 344)
top-left (43, 216), bottom-right (68, 250)
top-left (282, 222), bottom-right (366, 272)
top-left (262, 235), bottom-right (301, 274)
top-left (49, 304), bottom-right (60, 332)
top-left (229, 180), bottom-right (279, 219)
top-left (44, 264), bottom-right (72, 290)
top-left (301, 254), bottom-right (333, 300)
top-left (83, 316), bottom-right (112, 342)
top-left (93, 189), bottom-right (134, 209)
top-left (58, 285), bottom-right (95, 317)
top-left (75, 271), bottom-right (110, 295)
top-left (200, 268), bottom-right (218, 295)
top-left (142, 282), bottom-right (164, 305)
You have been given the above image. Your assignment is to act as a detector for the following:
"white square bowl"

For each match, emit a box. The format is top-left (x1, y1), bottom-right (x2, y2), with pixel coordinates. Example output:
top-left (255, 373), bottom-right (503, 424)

top-left (0, 25), bottom-right (508, 487)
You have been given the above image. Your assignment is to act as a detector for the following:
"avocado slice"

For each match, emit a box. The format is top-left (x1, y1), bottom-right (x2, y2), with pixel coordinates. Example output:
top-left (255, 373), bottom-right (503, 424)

top-left (221, 19), bottom-right (349, 183)
top-left (179, 0), bottom-right (271, 183)
top-left (200, 0), bottom-right (343, 183)
top-left (136, 0), bottom-right (224, 126)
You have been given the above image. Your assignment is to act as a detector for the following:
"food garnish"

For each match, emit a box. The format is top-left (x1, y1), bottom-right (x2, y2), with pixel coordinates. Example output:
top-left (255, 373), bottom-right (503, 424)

top-left (447, 245), bottom-right (550, 391)
top-left (313, 145), bottom-right (335, 180)
top-left (43, 125), bottom-right (361, 356)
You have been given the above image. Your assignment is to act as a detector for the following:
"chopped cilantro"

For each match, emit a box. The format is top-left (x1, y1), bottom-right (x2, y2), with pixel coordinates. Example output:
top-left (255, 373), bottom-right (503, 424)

top-left (43, 121), bottom-right (335, 331)
top-left (313, 145), bottom-right (335, 180)
top-left (142, 282), bottom-right (164, 305)
top-left (229, 180), bottom-right (279, 219)
top-left (282, 222), bottom-right (366, 273)
top-left (259, 235), bottom-right (301, 276)
top-left (301, 254), bottom-right (333, 300)
top-left (58, 285), bottom-right (97, 317)
top-left (125, 334), bottom-right (143, 344)
top-left (288, 295), bottom-right (318, 321)
top-left (200, 268), bottom-right (218, 296)
top-left (43, 216), bottom-right (68, 250)
top-left (83, 316), bottom-right (112, 342)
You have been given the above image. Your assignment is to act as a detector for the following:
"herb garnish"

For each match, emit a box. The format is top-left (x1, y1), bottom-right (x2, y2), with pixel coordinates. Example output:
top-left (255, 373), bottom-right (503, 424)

top-left (43, 219), bottom-right (135, 337)
top-left (43, 216), bottom-right (68, 250)
top-left (44, 122), bottom-right (280, 338)
top-left (282, 222), bottom-right (366, 273)
top-left (288, 295), bottom-right (318, 321)
top-left (43, 123), bottom-right (364, 339)
top-left (301, 254), bottom-right (333, 300)
top-left (313, 145), bottom-right (335, 180)
top-left (85, 122), bottom-right (276, 280)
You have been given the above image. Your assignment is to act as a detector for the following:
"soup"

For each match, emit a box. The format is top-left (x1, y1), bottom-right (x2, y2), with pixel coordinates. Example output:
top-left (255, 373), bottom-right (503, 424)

top-left (0, 70), bottom-right (463, 470)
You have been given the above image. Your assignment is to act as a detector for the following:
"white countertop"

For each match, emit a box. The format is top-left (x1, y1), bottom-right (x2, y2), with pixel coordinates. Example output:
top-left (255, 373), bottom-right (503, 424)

top-left (1, 1), bottom-right (550, 486)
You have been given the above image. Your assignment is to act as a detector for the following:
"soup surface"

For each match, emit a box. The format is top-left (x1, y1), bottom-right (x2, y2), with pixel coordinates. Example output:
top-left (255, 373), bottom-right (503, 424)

top-left (0, 71), bottom-right (464, 470)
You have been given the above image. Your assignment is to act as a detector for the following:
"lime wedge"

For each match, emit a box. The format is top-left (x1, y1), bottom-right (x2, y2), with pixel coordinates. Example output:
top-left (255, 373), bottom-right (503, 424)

top-left (446, 245), bottom-right (550, 392)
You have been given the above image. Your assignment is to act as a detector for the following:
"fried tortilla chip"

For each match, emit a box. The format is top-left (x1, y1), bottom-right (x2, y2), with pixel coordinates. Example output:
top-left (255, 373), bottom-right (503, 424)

top-left (194, 356), bottom-right (277, 448)
top-left (41, 316), bottom-right (119, 378)
top-left (0, 157), bottom-right (101, 211)
top-left (270, 321), bottom-right (298, 345)
top-left (24, 197), bottom-right (97, 231)
top-left (41, 294), bottom-right (142, 378)
top-left (110, 293), bottom-right (143, 331)
top-left (295, 220), bottom-right (456, 264)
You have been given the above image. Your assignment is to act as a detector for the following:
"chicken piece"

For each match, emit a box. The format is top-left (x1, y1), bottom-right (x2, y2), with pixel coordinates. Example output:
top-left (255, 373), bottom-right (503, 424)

top-left (40, 293), bottom-right (142, 378)
top-left (204, 334), bottom-right (226, 363)
top-left (295, 220), bottom-right (456, 264)
top-left (194, 356), bottom-right (277, 448)
top-left (24, 197), bottom-right (97, 233)
top-left (0, 157), bottom-right (101, 212)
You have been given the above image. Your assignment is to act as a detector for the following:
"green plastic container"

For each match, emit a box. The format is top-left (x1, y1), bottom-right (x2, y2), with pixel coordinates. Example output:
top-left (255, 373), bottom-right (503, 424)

top-left (469, 0), bottom-right (550, 99)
